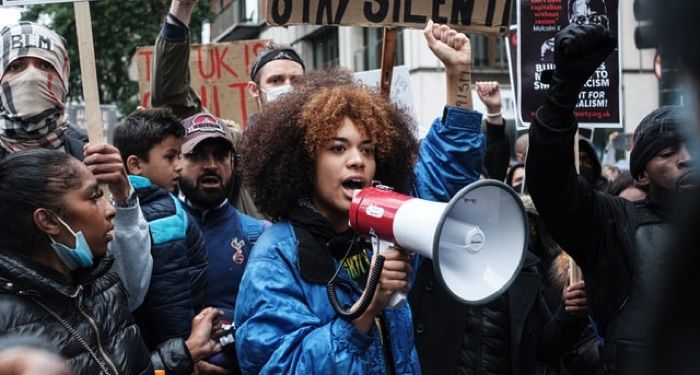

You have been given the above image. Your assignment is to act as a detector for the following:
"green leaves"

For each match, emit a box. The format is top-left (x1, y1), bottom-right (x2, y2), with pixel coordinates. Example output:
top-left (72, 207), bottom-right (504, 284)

top-left (21, 0), bottom-right (210, 115)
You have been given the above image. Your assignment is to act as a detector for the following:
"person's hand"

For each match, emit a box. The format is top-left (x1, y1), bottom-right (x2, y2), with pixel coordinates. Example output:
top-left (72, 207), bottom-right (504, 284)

top-left (608, 131), bottom-right (619, 143)
top-left (83, 143), bottom-right (131, 204)
top-left (545, 24), bottom-right (616, 109)
top-left (193, 360), bottom-right (231, 375)
top-left (370, 247), bottom-right (412, 312)
top-left (563, 280), bottom-right (587, 317)
top-left (423, 20), bottom-right (471, 74)
top-left (352, 247), bottom-right (412, 333)
top-left (476, 81), bottom-right (502, 114)
top-left (169, 0), bottom-right (198, 26)
top-left (0, 347), bottom-right (71, 375)
top-left (186, 307), bottom-right (224, 363)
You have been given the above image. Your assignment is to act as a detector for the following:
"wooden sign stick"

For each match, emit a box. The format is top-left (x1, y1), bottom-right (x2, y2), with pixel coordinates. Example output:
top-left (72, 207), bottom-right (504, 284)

top-left (570, 130), bottom-right (583, 285)
top-left (379, 27), bottom-right (397, 98)
top-left (73, 1), bottom-right (104, 144)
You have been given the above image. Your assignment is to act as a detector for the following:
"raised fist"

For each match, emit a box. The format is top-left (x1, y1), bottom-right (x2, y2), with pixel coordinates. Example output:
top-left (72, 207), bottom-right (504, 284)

top-left (545, 24), bottom-right (616, 109)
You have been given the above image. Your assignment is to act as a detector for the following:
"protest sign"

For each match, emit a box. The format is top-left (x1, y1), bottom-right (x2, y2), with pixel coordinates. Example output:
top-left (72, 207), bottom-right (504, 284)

top-left (266, 0), bottom-right (515, 36)
top-left (136, 39), bottom-right (268, 128)
top-left (504, 25), bottom-right (526, 130)
top-left (354, 65), bottom-right (419, 135)
top-left (517, 0), bottom-right (622, 128)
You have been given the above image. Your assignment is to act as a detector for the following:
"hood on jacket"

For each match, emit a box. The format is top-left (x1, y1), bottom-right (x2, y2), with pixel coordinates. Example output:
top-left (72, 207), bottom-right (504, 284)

top-left (578, 136), bottom-right (607, 190)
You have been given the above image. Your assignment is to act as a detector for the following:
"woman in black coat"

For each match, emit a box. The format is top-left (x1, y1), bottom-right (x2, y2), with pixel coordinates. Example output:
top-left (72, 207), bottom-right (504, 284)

top-left (0, 150), bottom-right (222, 375)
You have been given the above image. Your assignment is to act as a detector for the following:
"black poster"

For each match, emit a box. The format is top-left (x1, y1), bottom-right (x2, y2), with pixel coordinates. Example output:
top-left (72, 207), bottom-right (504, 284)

top-left (517, 0), bottom-right (621, 128)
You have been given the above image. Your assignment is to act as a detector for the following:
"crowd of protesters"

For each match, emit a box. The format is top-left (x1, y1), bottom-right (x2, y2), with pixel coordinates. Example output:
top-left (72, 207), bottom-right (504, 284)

top-left (0, 0), bottom-right (699, 374)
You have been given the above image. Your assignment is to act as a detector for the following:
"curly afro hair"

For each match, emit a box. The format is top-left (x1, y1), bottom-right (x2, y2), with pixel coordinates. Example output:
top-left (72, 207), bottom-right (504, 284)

top-left (241, 68), bottom-right (419, 221)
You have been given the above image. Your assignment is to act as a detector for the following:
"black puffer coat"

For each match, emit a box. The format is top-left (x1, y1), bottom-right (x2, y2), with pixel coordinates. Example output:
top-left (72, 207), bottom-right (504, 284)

top-left (410, 251), bottom-right (587, 375)
top-left (0, 252), bottom-right (193, 375)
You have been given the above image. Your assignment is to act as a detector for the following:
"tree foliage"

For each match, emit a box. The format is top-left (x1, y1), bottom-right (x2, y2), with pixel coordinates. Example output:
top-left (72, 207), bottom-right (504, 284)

top-left (21, 1), bottom-right (209, 115)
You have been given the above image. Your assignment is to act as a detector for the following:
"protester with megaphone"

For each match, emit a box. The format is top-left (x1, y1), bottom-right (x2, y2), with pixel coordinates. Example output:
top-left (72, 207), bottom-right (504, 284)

top-left (526, 23), bottom-right (695, 375)
top-left (233, 70), bottom-right (420, 374)
top-left (233, 20), bottom-right (488, 372)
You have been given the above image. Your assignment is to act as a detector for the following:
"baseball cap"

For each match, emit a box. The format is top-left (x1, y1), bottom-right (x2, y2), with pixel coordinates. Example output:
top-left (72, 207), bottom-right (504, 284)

top-left (181, 112), bottom-right (235, 154)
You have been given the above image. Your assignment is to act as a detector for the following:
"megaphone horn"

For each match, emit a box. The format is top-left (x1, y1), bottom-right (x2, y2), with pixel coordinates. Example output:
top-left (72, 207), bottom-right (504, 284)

top-left (349, 180), bottom-right (527, 305)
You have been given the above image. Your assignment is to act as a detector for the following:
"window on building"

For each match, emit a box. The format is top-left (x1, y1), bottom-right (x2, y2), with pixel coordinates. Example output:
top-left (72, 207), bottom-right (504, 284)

top-left (244, 0), bottom-right (258, 21)
top-left (360, 28), bottom-right (405, 71)
top-left (470, 35), bottom-right (508, 70)
top-left (309, 27), bottom-right (340, 70)
top-left (218, 0), bottom-right (233, 14)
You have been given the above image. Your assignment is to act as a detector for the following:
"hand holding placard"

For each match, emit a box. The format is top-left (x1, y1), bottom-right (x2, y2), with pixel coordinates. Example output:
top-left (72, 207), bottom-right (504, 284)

top-left (170, 0), bottom-right (197, 26)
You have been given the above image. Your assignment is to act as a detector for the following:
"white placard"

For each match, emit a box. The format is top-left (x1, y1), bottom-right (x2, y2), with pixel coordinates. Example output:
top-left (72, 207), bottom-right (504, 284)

top-left (354, 65), bottom-right (418, 135)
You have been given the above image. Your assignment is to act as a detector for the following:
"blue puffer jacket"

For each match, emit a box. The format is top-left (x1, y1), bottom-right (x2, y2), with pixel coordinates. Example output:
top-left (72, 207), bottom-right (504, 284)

top-left (234, 106), bottom-right (484, 374)
top-left (130, 176), bottom-right (208, 349)
top-left (235, 222), bottom-right (421, 374)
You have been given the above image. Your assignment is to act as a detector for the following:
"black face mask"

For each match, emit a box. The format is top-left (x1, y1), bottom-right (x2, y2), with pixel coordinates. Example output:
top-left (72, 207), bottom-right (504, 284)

top-left (512, 183), bottom-right (527, 195)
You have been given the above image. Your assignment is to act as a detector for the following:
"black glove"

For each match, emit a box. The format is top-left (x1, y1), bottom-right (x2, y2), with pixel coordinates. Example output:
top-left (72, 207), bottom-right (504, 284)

top-left (543, 24), bottom-right (617, 109)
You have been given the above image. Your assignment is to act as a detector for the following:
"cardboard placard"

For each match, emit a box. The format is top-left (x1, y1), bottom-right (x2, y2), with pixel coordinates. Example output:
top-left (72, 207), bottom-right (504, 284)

top-left (266, 0), bottom-right (515, 36)
top-left (517, 0), bottom-right (622, 129)
top-left (136, 40), bottom-right (269, 128)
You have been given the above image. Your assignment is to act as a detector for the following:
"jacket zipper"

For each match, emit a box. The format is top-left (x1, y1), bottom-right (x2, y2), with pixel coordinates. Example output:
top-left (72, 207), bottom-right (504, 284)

top-left (74, 286), bottom-right (120, 375)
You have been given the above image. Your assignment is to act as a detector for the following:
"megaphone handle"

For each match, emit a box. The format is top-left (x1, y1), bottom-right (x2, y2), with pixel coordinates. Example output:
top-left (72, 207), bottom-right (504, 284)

top-left (387, 291), bottom-right (407, 307)
top-left (370, 234), bottom-right (407, 308)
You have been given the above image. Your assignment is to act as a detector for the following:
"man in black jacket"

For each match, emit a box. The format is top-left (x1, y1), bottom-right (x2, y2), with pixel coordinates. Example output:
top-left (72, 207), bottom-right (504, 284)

top-left (647, 1), bottom-right (700, 374)
top-left (526, 23), bottom-right (694, 375)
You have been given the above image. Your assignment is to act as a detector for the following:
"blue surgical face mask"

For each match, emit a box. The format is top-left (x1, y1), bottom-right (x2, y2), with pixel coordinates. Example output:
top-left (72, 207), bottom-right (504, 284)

top-left (262, 85), bottom-right (293, 103)
top-left (48, 214), bottom-right (94, 271)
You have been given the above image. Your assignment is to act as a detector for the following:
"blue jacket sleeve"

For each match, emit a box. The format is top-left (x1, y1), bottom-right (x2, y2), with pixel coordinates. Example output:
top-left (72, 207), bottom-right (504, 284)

top-left (412, 106), bottom-right (486, 202)
top-left (235, 252), bottom-right (377, 374)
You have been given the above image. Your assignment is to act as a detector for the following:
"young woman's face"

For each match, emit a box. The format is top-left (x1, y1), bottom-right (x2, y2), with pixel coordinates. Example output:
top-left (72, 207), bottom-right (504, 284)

top-left (312, 117), bottom-right (376, 229)
top-left (53, 161), bottom-right (116, 257)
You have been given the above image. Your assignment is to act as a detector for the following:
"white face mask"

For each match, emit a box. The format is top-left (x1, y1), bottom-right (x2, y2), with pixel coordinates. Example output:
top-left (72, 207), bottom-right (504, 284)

top-left (261, 85), bottom-right (293, 103)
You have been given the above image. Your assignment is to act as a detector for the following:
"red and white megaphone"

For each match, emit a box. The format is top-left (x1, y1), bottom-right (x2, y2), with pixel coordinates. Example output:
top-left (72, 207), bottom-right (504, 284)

top-left (349, 180), bottom-right (527, 305)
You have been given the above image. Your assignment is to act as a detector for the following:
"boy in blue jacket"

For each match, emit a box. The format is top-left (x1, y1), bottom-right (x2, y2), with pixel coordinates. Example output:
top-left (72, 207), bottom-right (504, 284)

top-left (113, 107), bottom-right (209, 350)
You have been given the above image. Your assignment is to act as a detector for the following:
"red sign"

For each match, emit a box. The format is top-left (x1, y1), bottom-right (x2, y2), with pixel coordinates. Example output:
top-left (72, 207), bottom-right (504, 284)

top-left (136, 40), bottom-right (268, 128)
